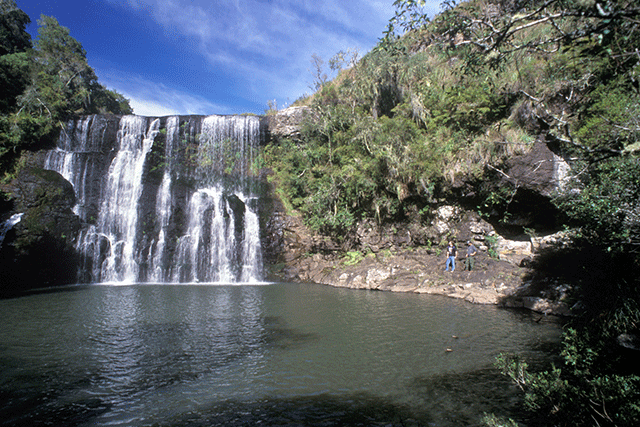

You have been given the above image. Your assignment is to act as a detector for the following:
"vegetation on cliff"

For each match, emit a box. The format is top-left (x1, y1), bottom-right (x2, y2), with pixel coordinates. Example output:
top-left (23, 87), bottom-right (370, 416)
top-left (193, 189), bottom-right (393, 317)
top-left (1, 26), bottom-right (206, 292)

top-left (265, 0), bottom-right (640, 425)
top-left (0, 0), bottom-right (132, 178)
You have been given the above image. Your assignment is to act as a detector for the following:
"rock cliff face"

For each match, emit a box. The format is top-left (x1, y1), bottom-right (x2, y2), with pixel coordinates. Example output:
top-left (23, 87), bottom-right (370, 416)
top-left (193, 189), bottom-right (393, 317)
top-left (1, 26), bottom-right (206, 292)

top-left (262, 106), bottom-right (311, 141)
top-left (0, 158), bottom-right (81, 296)
top-left (259, 108), bottom-right (575, 315)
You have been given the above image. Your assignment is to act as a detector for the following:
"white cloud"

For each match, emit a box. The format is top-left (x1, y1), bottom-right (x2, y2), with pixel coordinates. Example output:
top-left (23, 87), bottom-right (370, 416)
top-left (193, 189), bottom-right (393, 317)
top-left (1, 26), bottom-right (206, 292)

top-left (101, 0), bottom-right (443, 115)
top-left (110, 0), bottom-right (395, 74)
top-left (100, 71), bottom-right (232, 117)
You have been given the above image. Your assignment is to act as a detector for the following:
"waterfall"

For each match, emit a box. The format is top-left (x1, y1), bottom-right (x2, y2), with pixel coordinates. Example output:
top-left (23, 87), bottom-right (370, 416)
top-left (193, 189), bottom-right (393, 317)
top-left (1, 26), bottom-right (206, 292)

top-left (148, 116), bottom-right (179, 282)
top-left (0, 213), bottom-right (23, 250)
top-left (44, 114), bottom-right (264, 284)
top-left (44, 115), bottom-right (118, 222)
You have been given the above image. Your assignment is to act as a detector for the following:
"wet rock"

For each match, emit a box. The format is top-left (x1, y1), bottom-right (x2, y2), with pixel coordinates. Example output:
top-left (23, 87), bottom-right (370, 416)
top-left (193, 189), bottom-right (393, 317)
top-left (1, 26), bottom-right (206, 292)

top-left (0, 166), bottom-right (81, 296)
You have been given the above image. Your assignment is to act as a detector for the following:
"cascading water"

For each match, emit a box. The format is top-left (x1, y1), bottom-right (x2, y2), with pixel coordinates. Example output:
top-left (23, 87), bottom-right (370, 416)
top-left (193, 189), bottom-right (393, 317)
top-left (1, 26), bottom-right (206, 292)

top-left (148, 116), bottom-right (180, 282)
top-left (0, 213), bottom-right (23, 250)
top-left (87, 116), bottom-right (159, 283)
top-left (45, 114), bottom-right (264, 284)
top-left (44, 115), bottom-right (119, 222)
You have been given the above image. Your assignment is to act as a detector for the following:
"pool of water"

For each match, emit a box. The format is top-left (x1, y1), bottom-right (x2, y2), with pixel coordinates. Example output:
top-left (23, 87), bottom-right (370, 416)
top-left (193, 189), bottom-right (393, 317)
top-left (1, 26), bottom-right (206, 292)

top-left (0, 282), bottom-right (561, 426)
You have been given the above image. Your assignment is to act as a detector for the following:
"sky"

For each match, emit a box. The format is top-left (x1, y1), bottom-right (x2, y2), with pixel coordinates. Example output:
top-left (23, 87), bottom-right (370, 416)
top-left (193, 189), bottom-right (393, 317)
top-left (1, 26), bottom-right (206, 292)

top-left (16, 0), bottom-right (442, 117)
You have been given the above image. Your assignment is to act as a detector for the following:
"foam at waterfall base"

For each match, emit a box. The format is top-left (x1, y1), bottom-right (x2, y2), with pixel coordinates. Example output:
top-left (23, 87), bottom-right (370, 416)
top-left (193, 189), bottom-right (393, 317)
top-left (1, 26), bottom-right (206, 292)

top-left (93, 281), bottom-right (273, 286)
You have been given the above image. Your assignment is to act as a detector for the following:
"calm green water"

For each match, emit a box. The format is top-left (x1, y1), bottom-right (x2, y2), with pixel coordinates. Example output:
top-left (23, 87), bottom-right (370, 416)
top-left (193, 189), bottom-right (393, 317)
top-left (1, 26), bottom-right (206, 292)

top-left (0, 283), bottom-right (561, 426)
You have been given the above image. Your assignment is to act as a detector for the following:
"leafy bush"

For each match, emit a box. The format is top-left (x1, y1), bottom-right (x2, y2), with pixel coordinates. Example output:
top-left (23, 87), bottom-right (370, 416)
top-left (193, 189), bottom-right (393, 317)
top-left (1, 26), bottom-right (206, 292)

top-left (496, 328), bottom-right (640, 427)
top-left (0, 6), bottom-right (132, 178)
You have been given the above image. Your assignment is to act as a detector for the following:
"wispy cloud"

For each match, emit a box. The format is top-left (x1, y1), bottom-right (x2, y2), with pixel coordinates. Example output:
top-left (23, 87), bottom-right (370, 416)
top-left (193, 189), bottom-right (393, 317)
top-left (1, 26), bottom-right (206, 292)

top-left (100, 71), bottom-right (232, 117)
top-left (102, 0), bottom-right (442, 115)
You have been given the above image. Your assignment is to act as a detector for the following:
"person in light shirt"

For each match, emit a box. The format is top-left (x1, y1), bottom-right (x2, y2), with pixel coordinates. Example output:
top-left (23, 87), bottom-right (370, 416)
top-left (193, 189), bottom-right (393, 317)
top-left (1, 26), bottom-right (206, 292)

top-left (464, 240), bottom-right (478, 271)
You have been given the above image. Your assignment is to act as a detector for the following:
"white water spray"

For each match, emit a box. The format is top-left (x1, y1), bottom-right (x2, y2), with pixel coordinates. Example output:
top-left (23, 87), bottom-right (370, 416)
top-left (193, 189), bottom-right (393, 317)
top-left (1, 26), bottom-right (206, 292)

top-left (45, 114), bottom-right (264, 284)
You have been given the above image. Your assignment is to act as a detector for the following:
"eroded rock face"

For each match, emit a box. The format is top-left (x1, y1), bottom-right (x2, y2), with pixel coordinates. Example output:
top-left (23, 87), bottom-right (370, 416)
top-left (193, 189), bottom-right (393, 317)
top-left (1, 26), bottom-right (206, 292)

top-left (266, 199), bottom-right (574, 315)
top-left (0, 165), bottom-right (81, 296)
top-left (502, 140), bottom-right (570, 197)
top-left (263, 106), bottom-right (312, 141)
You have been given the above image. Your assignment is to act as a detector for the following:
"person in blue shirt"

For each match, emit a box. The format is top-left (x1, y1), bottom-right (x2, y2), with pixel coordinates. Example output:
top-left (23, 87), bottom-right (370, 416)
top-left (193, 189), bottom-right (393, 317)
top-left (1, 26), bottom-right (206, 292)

top-left (444, 241), bottom-right (457, 272)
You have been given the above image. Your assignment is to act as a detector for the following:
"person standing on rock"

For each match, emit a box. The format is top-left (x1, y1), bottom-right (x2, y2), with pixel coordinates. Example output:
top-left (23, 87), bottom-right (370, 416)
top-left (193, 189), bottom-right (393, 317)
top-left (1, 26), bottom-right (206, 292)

top-left (444, 241), bottom-right (457, 272)
top-left (464, 240), bottom-right (477, 271)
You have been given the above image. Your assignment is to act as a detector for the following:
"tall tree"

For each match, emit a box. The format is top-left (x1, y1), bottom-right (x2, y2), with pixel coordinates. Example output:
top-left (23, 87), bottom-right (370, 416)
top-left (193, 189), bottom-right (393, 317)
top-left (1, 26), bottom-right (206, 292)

top-left (1, 9), bottom-right (131, 173)
top-left (19, 15), bottom-right (98, 117)
top-left (0, 0), bottom-right (31, 55)
top-left (0, 0), bottom-right (31, 113)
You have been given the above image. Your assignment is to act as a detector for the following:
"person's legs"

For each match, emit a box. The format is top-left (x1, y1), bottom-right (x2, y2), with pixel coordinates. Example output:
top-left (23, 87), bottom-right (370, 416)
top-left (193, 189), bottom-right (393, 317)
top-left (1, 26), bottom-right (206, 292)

top-left (445, 257), bottom-right (452, 271)
top-left (465, 257), bottom-right (474, 270)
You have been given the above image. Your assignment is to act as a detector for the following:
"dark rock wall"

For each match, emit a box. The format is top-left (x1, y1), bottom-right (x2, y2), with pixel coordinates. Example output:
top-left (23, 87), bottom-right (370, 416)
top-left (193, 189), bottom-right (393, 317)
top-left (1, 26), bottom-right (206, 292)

top-left (0, 163), bottom-right (81, 296)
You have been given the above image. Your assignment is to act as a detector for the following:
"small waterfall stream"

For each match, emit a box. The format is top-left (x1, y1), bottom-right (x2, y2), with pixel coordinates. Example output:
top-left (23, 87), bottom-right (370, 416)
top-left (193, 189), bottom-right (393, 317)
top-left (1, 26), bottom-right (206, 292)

top-left (45, 114), bottom-right (264, 284)
top-left (0, 213), bottom-right (23, 250)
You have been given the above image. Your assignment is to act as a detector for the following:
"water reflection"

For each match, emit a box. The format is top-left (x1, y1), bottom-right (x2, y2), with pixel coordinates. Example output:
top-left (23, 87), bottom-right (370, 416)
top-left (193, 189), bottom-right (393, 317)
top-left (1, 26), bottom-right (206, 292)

top-left (0, 283), bottom-right (561, 426)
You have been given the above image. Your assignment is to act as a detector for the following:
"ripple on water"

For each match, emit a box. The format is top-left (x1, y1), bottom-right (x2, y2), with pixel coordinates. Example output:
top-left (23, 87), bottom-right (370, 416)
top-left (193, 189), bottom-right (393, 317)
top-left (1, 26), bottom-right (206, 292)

top-left (0, 283), bottom-right (561, 426)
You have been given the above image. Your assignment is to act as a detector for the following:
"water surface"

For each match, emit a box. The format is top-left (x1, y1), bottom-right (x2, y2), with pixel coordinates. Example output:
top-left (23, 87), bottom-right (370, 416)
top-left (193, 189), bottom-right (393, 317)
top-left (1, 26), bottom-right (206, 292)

top-left (0, 283), bottom-right (561, 426)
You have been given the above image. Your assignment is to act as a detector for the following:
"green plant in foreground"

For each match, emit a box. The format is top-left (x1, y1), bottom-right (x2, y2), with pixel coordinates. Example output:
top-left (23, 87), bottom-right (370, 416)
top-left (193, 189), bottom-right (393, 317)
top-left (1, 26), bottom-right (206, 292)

top-left (342, 251), bottom-right (364, 266)
top-left (484, 235), bottom-right (499, 259)
top-left (495, 327), bottom-right (640, 427)
top-left (481, 413), bottom-right (519, 427)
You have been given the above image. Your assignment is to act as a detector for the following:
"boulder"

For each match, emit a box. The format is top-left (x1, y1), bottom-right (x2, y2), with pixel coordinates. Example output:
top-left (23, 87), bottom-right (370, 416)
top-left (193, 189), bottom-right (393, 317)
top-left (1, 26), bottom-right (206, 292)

top-left (495, 235), bottom-right (533, 265)
top-left (263, 106), bottom-right (311, 140)
top-left (502, 140), bottom-right (570, 197)
top-left (0, 166), bottom-right (81, 296)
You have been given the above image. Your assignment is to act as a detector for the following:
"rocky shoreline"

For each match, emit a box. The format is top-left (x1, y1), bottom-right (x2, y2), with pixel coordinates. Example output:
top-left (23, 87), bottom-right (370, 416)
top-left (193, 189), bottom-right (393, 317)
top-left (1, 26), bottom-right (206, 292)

top-left (276, 247), bottom-right (571, 316)
top-left (259, 106), bottom-right (576, 317)
top-left (267, 211), bottom-right (573, 317)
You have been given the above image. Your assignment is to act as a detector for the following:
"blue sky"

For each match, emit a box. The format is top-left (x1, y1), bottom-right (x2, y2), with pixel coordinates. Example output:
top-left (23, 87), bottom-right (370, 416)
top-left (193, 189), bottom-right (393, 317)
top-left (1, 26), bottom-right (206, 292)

top-left (16, 0), bottom-right (442, 116)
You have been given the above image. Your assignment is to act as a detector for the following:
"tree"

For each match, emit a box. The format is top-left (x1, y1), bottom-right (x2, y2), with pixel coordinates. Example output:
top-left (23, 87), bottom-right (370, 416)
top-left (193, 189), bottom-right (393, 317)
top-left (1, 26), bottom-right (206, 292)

top-left (0, 9), bottom-right (132, 174)
top-left (90, 85), bottom-right (133, 115)
top-left (0, 0), bottom-right (31, 55)
top-left (20, 15), bottom-right (99, 117)
top-left (309, 53), bottom-right (329, 92)
top-left (0, 0), bottom-right (31, 113)
top-left (389, 0), bottom-right (432, 34)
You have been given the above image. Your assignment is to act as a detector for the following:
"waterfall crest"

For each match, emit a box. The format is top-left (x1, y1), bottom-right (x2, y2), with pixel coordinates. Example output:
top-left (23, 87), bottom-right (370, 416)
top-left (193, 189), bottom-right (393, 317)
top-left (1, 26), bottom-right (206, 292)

top-left (45, 114), bottom-right (264, 284)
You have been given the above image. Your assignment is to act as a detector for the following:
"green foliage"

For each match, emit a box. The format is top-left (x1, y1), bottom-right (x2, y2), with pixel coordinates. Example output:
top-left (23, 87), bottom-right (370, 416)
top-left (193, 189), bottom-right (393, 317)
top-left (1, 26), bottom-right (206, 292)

top-left (264, 100), bottom-right (453, 235)
top-left (484, 234), bottom-right (499, 259)
top-left (342, 250), bottom-right (365, 266)
top-left (573, 79), bottom-right (640, 153)
top-left (496, 328), bottom-right (640, 426)
top-left (390, 0), bottom-right (432, 34)
top-left (481, 413), bottom-right (519, 427)
top-left (0, 6), bottom-right (132, 179)
top-left (0, 0), bottom-right (31, 55)
top-left (22, 15), bottom-right (98, 117)
top-left (555, 156), bottom-right (640, 251)
top-left (91, 86), bottom-right (133, 115)
top-left (0, 51), bottom-right (30, 113)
